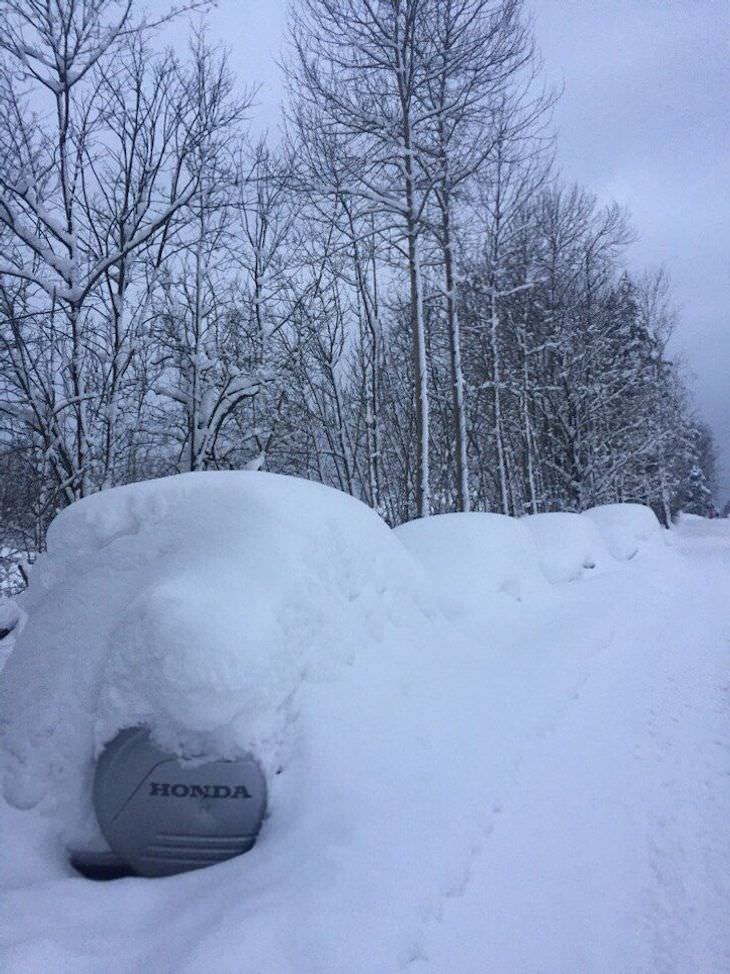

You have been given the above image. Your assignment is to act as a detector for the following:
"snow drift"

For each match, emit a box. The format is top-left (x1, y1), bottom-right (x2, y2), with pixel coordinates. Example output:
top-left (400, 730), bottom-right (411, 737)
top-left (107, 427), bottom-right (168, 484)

top-left (4, 476), bottom-right (720, 974)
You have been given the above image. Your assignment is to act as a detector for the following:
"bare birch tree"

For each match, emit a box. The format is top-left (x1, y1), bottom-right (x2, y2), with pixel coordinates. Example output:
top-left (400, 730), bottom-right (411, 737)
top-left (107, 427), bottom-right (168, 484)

top-left (417, 0), bottom-right (538, 511)
top-left (287, 0), bottom-right (436, 516)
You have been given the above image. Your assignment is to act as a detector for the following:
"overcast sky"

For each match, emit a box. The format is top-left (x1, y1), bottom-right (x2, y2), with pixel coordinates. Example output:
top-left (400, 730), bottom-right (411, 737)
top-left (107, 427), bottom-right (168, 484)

top-left (201, 0), bottom-right (729, 504)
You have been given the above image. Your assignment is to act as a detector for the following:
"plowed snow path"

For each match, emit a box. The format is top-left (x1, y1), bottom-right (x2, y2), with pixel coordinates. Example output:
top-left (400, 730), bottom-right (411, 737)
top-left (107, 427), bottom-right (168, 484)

top-left (420, 520), bottom-right (730, 974)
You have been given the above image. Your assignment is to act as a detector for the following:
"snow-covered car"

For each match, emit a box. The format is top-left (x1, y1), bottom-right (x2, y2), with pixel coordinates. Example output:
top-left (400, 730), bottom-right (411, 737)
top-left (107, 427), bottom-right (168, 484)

top-left (0, 473), bottom-right (441, 873)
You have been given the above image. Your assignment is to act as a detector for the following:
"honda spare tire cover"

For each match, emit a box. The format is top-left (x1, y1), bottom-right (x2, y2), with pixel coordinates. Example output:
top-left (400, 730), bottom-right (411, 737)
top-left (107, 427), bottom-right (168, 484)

top-left (93, 727), bottom-right (267, 877)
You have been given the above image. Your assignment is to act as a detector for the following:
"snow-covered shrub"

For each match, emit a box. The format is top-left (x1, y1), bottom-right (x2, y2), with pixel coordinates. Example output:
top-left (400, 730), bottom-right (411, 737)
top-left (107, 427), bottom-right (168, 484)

top-left (522, 512), bottom-right (613, 583)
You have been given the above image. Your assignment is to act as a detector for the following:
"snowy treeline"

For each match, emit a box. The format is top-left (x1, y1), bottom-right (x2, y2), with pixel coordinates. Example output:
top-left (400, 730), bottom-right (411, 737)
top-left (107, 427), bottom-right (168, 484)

top-left (0, 0), bottom-right (717, 569)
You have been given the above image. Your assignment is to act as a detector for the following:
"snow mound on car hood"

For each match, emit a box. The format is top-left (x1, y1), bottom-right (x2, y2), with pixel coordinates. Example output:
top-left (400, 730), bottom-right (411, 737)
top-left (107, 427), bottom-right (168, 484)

top-left (582, 503), bottom-right (665, 560)
top-left (0, 472), bottom-right (433, 840)
top-left (394, 512), bottom-right (547, 611)
top-left (522, 512), bottom-right (613, 583)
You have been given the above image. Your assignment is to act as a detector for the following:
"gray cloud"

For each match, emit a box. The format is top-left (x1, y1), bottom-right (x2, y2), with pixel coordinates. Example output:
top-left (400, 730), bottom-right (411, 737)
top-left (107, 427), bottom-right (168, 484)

top-left (204, 0), bottom-right (729, 502)
top-left (531, 0), bottom-right (729, 503)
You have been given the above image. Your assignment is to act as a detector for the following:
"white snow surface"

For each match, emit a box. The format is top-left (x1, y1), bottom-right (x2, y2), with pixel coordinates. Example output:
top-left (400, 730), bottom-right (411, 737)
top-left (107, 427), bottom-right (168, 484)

top-left (1, 473), bottom-right (728, 974)
top-left (582, 501), bottom-right (667, 560)
top-left (521, 511), bottom-right (612, 583)
top-left (0, 600), bottom-right (19, 631)
top-left (394, 511), bottom-right (547, 610)
top-left (0, 599), bottom-right (21, 669)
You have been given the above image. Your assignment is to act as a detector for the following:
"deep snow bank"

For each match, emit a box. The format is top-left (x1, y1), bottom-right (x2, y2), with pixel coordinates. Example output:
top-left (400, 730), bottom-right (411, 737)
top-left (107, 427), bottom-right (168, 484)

top-left (2, 481), bottom-right (696, 974)
top-left (0, 474), bottom-right (543, 971)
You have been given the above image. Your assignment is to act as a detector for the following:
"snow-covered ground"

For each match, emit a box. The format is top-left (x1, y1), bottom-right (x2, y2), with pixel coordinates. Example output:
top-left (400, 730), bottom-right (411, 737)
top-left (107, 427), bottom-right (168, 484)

top-left (0, 474), bottom-right (728, 973)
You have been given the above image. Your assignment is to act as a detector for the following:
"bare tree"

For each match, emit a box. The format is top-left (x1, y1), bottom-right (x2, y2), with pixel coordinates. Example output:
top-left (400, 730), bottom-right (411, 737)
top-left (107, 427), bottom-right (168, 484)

top-left (151, 39), bottom-right (258, 471)
top-left (230, 139), bottom-right (299, 470)
top-left (0, 0), bottom-right (211, 504)
top-left (417, 0), bottom-right (540, 511)
top-left (288, 0), bottom-right (437, 516)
